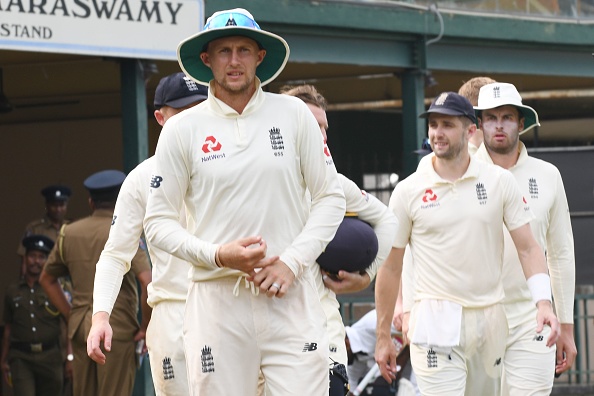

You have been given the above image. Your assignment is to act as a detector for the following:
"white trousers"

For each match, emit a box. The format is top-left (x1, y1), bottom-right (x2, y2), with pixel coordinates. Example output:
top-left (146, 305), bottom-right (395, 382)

top-left (502, 305), bottom-right (555, 396)
top-left (409, 303), bottom-right (508, 396)
top-left (183, 275), bottom-right (329, 396)
top-left (146, 300), bottom-right (189, 396)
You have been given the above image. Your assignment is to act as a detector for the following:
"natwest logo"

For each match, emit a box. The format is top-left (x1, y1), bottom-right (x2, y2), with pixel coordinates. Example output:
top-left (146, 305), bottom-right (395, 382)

top-left (422, 189), bottom-right (437, 203)
top-left (202, 136), bottom-right (222, 153)
top-left (323, 140), bottom-right (331, 157)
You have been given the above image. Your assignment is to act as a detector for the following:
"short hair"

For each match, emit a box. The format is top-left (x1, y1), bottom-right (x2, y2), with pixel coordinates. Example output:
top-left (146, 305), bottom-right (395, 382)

top-left (458, 76), bottom-right (496, 106)
top-left (279, 84), bottom-right (328, 110)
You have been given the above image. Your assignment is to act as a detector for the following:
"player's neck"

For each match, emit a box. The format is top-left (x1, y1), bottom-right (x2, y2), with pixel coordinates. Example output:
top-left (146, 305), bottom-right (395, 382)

top-left (432, 151), bottom-right (471, 182)
top-left (487, 144), bottom-right (520, 170)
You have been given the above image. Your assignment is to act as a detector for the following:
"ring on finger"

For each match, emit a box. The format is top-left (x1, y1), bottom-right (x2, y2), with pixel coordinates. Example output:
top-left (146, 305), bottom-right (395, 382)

top-left (270, 282), bottom-right (281, 290)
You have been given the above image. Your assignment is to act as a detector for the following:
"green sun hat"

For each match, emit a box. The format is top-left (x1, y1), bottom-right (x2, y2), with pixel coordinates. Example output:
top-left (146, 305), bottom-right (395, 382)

top-left (177, 8), bottom-right (290, 87)
top-left (474, 82), bottom-right (540, 135)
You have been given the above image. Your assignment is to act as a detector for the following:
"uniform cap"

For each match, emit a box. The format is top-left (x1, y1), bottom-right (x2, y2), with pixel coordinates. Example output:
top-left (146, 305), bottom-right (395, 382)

top-left (83, 170), bottom-right (126, 203)
top-left (420, 92), bottom-right (477, 124)
top-left (474, 82), bottom-right (540, 135)
top-left (154, 72), bottom-right (208, 109)
top-left (22, 234), bottom-right (54, 254)
top-left (317, 217), bottom-right (378, 275)
top-left (41, 185), bottom-right (71, 202)
top-left (177, 8), bottom-right (290, 87)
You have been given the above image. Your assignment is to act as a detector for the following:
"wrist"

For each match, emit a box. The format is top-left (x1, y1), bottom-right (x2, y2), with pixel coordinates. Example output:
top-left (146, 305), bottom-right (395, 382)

top-left (527, 273), bottom-right (552, 306)
top-left (214, 246), bottom-right (224, 268)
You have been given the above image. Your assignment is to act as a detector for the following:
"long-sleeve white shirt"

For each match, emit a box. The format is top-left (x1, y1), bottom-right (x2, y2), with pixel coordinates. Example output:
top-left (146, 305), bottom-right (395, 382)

top-left (475, 142), bottom-right (575, 324)
top-left (144, 82), bottom-right (345, 281)
top-left (93, 157), bottom-right (193, 314)
top-left (313, 173), bottom-right (399, 323)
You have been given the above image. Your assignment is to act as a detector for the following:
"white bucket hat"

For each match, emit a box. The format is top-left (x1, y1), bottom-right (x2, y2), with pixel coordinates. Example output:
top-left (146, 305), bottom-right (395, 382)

top-left (474, 82), bottom-right (540, 135)
top-left (177, 8), bottom-right (290, 87)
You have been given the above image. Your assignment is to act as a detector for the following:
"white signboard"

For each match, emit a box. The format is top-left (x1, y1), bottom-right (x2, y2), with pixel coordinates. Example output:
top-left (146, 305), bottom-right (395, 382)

top-left (0, 0), bottom-right (204, 60)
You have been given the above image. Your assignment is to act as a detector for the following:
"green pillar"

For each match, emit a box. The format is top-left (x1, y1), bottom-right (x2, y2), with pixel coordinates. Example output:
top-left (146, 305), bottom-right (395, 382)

top-left (120, 59), bottom-right (149, 173)
top-left (401, 70), bottom-right (426, 177)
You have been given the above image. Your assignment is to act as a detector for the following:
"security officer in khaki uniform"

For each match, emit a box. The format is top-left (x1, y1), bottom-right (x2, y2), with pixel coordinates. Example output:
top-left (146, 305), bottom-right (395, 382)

top-left (40, 170), bottom-right (152, 396)
top-left (17, 185), bottom-right (72, 259)
top-left (2, 235), bottom-right (64, 396)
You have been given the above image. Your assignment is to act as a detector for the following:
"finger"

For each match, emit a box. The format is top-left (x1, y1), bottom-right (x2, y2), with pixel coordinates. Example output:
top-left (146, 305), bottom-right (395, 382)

top-left (547, 321), bottom-right (560, 347)
top-left (238, 235), bottom-right (263, 247)
top-left (556, 346), bottom-right (565, 364)
top-left (265, 282), bottom-right (280, 298)
top-left (276, 282), bottom-right (288, 298)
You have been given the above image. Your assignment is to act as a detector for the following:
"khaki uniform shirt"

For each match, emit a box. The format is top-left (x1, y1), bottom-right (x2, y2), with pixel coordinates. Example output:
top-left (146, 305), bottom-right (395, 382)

top-left (43, 209), bottom-right (150, 341)
top-left (16, 215), bottom-right (70, 257)
top-left (3, 279), bottom-right (62, 345)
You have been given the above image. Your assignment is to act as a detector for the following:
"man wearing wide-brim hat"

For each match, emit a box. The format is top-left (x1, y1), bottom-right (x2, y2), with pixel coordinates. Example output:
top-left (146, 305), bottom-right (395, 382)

top-left (144, 7), bottom-right (345, 396)
top-left (474, 82), bottom-right (576, 395)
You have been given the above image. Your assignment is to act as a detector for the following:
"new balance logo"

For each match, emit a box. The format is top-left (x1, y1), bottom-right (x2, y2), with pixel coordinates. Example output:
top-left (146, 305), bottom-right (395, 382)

top-left (533, 335), bottom-right (544, 342)
top-left (150, 175), bottom-right (163, 188)
top-left (111, 215), bottom-right (117, 226)
top-left (494, 357), bottom-right (502, 366)
top-left (303, 342), bottom-right (318, 352)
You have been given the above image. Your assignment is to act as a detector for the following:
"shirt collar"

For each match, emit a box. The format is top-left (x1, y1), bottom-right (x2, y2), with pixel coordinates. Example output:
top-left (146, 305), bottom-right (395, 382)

top-left (207, 78), bottom-right (264, 117)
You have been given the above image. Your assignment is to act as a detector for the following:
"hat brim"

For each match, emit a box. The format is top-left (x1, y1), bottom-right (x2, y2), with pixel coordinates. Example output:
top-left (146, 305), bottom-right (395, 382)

top-left (164, 93), bottom-right (208, 109)
top-left (177, 27), bottom-right (289, 87)
top-left (419, 108), bottom-right (477, 124)
top-left (474, 104), bottom-right (540, 135)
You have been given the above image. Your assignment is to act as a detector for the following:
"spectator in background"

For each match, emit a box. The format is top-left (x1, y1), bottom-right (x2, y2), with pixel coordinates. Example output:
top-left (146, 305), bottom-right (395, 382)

top-left (17, 185), bottom-right (72, 274)
top-left (2, 235), bottom-right (64, 396)
top-left (40, 170), bottom-right (152, 396)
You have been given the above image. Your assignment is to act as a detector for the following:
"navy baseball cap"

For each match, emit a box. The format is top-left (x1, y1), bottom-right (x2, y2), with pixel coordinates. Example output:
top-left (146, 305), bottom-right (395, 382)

top-left (154, 72), bottom-right (208, 109)
top-left (317, 217), bottom-right (379, 276)
top-left (22, 234), bottom-right (54, 254)
top-left (420, 92), bottom-right (477, 124)
top-left (41, 185), bottom-right (71, 202)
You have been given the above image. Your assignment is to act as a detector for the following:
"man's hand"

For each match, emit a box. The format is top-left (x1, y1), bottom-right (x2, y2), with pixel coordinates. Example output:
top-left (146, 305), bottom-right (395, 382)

top-left (375, 335), bottom-right (398, 383)
top-left (133, 329), bottom-right (148, 354)
top-left (217, 236), bottom-right (278, 273)
top-left (536, 300), bottom-right (560, 347)
top-left (1, 360), bottom-right (11, 387)
top-left (323, 270), bottom-right (371, 294)
top-left (556, 323), bottom-right (577, 374)
top-left (87, 312), bottom-right (112, 364)
top-left (392, 289), bottom-right (404, 332)
top-left (402, 312), bottom-right (410, 346)
top-left (248, 260), bottom-right (296, 298)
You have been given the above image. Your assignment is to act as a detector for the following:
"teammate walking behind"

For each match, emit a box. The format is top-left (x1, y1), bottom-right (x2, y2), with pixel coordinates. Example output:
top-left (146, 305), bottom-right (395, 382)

top-left (474, 82), bottom-right (576, 394)
top-left (143, 8), bottom-right (345, 396)
top-left (87, 72), bottom-right (207, 395)
top-left (375, 92), bottom-right (559, 396)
